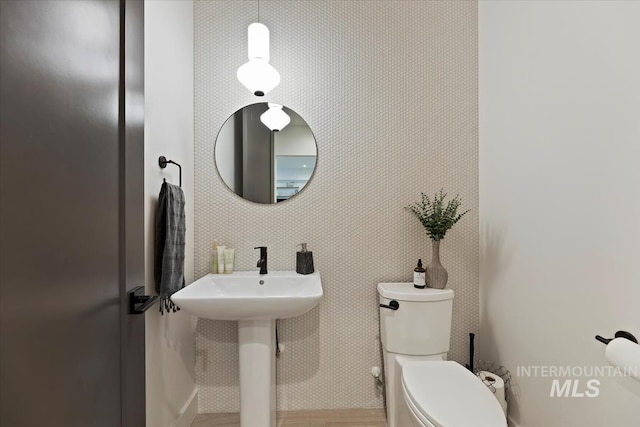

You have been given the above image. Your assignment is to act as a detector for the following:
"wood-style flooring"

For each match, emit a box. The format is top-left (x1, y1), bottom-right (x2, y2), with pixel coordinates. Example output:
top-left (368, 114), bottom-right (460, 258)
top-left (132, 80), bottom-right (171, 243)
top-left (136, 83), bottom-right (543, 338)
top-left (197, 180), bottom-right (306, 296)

top-left (191, 408), bottom-right (387, 427)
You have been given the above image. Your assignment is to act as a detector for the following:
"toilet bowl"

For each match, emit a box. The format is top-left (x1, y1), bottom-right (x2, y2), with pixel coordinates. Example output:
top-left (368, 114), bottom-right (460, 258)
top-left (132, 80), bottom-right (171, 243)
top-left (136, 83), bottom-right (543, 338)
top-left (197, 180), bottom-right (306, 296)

top-left (378, 283), bottom-right (507, 427)
top-left (402, 360), bottom-right (506, 426)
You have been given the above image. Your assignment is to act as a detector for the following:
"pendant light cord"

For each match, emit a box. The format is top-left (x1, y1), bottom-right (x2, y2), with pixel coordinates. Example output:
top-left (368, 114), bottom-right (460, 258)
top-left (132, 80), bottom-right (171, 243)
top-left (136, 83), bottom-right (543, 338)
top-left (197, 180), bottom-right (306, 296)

top-left (257, 0), bottom-right (260, 23)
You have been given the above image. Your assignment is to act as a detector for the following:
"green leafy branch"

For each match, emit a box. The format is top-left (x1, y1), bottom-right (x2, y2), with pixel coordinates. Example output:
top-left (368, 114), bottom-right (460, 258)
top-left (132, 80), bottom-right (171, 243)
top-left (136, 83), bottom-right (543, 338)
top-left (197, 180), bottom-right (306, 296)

top-left (407, 190), bottom-right (470, 241)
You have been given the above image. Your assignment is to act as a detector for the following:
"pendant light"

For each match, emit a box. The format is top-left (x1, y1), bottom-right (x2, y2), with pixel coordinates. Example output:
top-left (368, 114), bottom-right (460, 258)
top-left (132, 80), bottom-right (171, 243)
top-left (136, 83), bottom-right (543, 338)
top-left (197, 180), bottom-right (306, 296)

top-left (260, 103), bottom-right (290, 132)
top-left (237, 22), bottom-right (280, 96)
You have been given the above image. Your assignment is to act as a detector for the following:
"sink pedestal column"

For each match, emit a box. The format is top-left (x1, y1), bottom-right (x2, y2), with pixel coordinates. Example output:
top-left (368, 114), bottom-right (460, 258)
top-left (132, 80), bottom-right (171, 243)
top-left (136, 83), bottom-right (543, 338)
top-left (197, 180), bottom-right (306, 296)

top-left (238, 319), bottom-right (276, 427)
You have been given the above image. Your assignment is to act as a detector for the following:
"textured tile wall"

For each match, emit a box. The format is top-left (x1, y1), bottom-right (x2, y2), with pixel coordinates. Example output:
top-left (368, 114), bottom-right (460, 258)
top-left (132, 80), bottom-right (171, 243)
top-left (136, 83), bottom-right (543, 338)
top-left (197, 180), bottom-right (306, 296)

top-left (194, 0), bottom-right (478, 413)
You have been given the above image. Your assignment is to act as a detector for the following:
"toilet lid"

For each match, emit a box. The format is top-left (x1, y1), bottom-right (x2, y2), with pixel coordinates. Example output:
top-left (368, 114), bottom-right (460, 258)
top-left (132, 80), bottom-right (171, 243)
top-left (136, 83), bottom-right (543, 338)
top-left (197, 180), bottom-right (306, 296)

top-left (401, 361), bottom-right (507, 427)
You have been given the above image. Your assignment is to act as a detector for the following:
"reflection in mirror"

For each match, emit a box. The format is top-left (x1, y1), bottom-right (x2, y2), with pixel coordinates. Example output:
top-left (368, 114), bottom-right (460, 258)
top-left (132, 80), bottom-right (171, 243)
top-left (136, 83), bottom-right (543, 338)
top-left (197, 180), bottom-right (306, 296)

top-left (215, 103), bottom-right (317, 204)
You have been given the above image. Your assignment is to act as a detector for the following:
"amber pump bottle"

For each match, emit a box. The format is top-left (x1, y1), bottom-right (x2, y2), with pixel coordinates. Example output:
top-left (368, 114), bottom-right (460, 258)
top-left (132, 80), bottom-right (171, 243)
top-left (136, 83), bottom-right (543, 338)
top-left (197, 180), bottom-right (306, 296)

top-left (413, 259), bottom-right (426, 289)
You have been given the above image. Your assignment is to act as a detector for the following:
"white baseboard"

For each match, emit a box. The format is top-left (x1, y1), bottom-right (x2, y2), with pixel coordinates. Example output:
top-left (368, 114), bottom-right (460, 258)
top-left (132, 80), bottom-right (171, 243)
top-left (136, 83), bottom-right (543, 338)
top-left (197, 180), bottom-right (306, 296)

top-left (173, 388), bottom-right (198, 427)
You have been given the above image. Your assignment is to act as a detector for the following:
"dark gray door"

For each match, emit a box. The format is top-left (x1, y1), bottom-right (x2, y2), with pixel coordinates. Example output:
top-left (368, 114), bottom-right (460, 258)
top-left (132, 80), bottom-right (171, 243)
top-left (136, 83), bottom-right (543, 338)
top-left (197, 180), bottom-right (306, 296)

top-left (0, 0), bottom-right (145, 426)
top-left (242, 103), bottom-right (274, 203)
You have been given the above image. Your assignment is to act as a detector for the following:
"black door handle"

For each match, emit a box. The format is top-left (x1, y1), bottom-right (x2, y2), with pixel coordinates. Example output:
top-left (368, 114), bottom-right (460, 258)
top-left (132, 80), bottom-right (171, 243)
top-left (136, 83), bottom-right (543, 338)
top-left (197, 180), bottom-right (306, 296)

top-left (380, 300), bottom-right (399, 310)
top-left (129, 286), bottom-right (158, 314)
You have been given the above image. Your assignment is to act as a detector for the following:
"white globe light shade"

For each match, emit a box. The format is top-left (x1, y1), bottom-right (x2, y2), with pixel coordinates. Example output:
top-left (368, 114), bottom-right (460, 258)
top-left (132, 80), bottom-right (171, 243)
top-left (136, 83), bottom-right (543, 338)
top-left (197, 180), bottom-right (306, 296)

top-left (260, 104), bottom-right (290, 131)
top-left (236, 59), bottom-right (280, 96)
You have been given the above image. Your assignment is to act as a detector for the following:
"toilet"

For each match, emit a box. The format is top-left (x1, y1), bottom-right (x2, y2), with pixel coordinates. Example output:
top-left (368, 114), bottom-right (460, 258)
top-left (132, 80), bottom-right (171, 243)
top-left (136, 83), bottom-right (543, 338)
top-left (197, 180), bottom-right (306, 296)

top-left (378, 283), bottom-right (507, 427)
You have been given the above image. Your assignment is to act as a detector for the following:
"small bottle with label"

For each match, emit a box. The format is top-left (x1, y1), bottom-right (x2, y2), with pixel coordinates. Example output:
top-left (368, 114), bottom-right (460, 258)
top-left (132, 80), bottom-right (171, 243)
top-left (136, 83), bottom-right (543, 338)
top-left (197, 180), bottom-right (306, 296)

top-left (413, 259), bottom-right (426, 289)
top-left (210, 241), bottom-right (219, 273)
top-left (216, 245), bottom-right (226, 274)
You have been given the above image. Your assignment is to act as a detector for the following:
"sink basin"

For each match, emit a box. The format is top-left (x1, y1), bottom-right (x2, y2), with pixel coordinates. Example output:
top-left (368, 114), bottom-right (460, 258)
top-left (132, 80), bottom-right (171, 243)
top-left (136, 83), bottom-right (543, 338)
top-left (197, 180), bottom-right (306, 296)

top-left (172, 270), bottom-right (323, 426)
top-left (171, 270), bottom-right (322, 321)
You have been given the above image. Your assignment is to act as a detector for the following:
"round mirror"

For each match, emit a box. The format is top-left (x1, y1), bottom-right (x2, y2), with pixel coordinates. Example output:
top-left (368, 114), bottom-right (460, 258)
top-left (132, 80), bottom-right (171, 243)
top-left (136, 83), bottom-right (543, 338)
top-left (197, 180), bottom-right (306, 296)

top-left (215, 103), bottom-right (317, 204)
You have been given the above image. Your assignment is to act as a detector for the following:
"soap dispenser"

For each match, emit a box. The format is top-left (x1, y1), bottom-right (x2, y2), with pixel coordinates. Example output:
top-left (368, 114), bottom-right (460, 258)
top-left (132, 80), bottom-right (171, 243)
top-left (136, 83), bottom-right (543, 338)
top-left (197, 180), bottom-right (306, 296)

top-left (296, 243), bottom-right (315, 275)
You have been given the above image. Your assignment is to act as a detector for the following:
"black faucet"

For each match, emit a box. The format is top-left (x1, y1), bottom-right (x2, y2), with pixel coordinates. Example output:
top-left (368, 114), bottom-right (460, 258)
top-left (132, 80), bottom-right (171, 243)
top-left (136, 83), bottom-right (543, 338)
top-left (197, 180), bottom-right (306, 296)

top-left (254, 246), bottom-right (268, 275)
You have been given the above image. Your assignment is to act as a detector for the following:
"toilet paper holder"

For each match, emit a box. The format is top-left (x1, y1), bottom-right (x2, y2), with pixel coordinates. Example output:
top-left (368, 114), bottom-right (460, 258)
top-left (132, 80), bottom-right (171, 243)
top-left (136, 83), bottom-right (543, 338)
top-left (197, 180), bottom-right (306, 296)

top-left (595, 330), bottom-right (638, 345)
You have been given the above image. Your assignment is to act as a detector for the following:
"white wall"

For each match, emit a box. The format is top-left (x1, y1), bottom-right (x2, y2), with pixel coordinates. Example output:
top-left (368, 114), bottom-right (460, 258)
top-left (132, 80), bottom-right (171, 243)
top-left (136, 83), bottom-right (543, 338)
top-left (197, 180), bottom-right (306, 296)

top-left (144, 2), bottom-right (196, 427)
top-left (274, 125), bottom-right (316, 156)
top-left (479, 1), bottom-right (640, 426)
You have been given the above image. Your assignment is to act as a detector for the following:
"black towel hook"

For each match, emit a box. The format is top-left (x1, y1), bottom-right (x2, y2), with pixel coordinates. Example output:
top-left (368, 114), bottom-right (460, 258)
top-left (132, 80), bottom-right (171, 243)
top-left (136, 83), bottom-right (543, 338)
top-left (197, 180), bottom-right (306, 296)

top-left (159, 156), bottom-right (181, 187)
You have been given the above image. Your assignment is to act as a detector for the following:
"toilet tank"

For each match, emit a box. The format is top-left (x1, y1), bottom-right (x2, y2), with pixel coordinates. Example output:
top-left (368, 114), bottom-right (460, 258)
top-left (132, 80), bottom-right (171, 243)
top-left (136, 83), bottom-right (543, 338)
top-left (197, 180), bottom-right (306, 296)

top-left (378, 283), bottom-right (454, 356)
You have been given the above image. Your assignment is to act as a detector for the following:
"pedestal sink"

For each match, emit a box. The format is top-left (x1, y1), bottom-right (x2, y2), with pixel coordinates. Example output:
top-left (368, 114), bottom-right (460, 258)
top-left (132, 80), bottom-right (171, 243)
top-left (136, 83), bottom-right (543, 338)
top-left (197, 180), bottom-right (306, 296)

top-left (171, 271), bottom-right (322, 427)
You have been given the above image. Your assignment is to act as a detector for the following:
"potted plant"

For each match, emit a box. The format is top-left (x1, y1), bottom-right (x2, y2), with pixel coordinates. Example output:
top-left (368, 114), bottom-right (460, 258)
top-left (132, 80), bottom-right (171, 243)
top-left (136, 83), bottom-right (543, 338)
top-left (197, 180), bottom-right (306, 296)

top-left (407, 190), bottom-right (469, 289)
